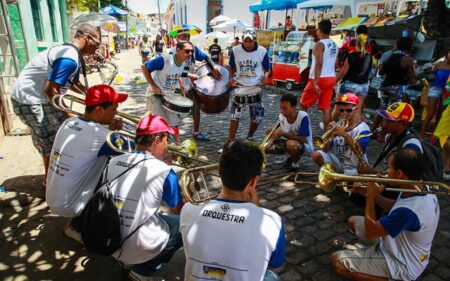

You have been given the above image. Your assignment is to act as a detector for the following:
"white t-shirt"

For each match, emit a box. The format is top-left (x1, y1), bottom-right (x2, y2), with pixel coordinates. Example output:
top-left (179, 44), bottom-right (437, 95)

top-left (278, 111), bottom-right (314, 154)
top-left (230, 45), bottom-right (269, 86)
top-left (309, 38), bottom-right (338, 79)
top-left (12, 45), bottom-right (81, 104)
top-left (46, 117), bottom-right (110, 217)
top-left (107, 152), bottom-right (182, 265)
top-left (329, 121), bottom-right (370, 173)
top-left (144, 54), bottom-right (187, 93)
top-left (180, 199), bottom-right (286, 281)
top-left (380, 192), bottom-right (439, 280)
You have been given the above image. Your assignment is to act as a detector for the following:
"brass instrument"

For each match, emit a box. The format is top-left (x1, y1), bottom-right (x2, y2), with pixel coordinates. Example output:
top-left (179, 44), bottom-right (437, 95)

top-left (295, 163), bottom-right (450, 194)
top-left (260, 119), bottom-right (281, 151)
top-left (105, 130), bottom-right (212, 165)
top-left (352, 127), bottom-right (383, 167)
top-left (51, 93), bottom-right (141, 129)
top-left (179, 162), bottom-right (301, 205)
top-left (258, 119), bottom-right (282, 169)
top-left (313, 118), bottom-right (349, 149)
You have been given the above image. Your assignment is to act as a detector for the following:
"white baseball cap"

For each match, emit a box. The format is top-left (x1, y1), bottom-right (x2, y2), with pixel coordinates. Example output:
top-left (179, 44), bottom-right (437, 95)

top-left (242, 28), bottom-right (256, 40)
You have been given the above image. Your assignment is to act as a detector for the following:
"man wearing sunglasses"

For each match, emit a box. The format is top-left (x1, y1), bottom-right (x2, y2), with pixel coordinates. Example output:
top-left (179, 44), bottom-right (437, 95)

top-left (311, 93), bottom-right (371, 175)
top-left (142, 41), bottom-right (198, 136)
top-left (11, 23), bottom-right (100, 186)
top-left (168, 30), bottom-right (222, 142)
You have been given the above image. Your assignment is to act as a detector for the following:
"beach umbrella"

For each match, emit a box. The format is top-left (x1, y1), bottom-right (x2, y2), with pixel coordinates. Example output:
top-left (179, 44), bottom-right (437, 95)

top-left (210, 15), bottom-right (232, 26)
top-left (204, 31), bottom-right (228, 39)
top-left (213, 19), bottom-right (250, 37)
top-left (70, 12), bottom-right (118, 30)
top-left (169, 24), bottom-right (202, 37)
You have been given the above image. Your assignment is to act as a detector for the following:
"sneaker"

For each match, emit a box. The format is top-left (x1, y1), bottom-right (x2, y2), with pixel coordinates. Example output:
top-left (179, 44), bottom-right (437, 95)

top-left (193, 131), bottom-right (210, 141)
top-left (128, 270), bottom-right (162, 281)
top-left (444, 172), bottom-right (450, 181)
top-left (217, 148), bottom-right (223, 154)
top-left (247, 136), bottom-right (255, 142)
top-left (63, 223), bottom-right (83, 245)
top-left (291, 161), bottom-right (300, 169)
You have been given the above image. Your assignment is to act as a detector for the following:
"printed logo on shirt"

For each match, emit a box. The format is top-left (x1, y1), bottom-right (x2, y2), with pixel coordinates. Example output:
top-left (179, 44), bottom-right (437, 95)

top-left (164, 73), bottom-right (180, 89)
top-left (203, 266), bottom-right (226, 278)
top-left (221, 204), bottom-right (230, 212)
top-left (67, 121), bottom-right (82, 132)
top-left (114, 197), bottom-right (124, 209)
top-left (53, 151), bottom-right (62, 161)
top-left (238, 60), bottom-right (258, 78)
top-left (328, 42), bottom-right (337, 57)
top-left (202, 209), bottom-right (245, 224)
top-left (116, 161), bottom-right (133, 168)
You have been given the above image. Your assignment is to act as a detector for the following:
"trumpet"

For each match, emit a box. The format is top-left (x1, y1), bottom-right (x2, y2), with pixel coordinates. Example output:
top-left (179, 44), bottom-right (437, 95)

top-left (313, 118), bottom-right (349, 149)
top-left (258, 119), bottom-right (282, 169)
top-left (295, 163), bottom-right (450, 194)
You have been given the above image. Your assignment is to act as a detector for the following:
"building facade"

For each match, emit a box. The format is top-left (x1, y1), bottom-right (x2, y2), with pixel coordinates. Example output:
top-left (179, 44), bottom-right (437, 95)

top-left (0, 0), bottom-right (69, 140)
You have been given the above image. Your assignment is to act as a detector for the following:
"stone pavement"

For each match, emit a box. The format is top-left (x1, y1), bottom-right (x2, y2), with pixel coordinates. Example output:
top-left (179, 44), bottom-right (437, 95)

top-left (1, 49), bottom-right (449, 281)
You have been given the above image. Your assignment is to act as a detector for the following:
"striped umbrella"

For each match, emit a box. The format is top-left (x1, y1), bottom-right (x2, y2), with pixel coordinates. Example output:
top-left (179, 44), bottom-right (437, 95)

top-left (169, 24), bottom-right (202, 37)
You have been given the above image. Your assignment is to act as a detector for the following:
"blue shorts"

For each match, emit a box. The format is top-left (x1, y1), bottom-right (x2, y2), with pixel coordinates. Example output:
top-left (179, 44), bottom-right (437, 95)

top-left (339, 81), bottom-right (369, 97)
top-left (428, 86), bottom-right (444, 99)
top-left (379, 85), bottom-right (407, 109)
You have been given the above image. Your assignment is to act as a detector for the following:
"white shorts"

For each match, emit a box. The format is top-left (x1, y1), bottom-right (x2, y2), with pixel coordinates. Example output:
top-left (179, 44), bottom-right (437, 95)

top-left (334, 244), bottom-right (392, 279)
top-left (146, 91), bottom-right (180, 127)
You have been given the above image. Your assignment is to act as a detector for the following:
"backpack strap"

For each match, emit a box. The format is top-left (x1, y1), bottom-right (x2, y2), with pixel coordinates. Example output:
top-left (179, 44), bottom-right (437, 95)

top-left (374, 129), bottom-right (410, 168)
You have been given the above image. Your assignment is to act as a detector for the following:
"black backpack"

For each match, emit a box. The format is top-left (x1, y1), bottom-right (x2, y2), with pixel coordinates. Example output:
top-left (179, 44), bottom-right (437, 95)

top-left (399, 134), bottom-right (444, 182)
top-left (80, 158), bottom-right (148, 256)
top-left (375, 131), bottom-right (444, 182)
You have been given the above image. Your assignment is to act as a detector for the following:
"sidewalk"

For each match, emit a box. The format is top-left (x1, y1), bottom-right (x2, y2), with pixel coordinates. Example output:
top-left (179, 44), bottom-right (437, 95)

top-left (1, 49), bottom-right (449, 281)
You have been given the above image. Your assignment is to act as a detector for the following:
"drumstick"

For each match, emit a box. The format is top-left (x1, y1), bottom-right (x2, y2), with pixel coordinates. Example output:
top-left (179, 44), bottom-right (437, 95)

top-left (178, 77), bottom-right (188, 98)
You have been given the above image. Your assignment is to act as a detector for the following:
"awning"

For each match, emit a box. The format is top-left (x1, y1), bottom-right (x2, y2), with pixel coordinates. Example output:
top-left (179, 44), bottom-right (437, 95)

top-left (100, 4), bottom-right (128, 16)
top-left (297, 0), bottom-right (352, 9)
top-left (334, 17), bottom-right (367, 31)
top-left (249, 0), bottom-right (299, 12)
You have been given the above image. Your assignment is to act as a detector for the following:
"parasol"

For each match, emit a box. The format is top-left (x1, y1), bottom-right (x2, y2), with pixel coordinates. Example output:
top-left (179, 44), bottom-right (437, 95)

top-left (169, 24), bottom-right (202, 37)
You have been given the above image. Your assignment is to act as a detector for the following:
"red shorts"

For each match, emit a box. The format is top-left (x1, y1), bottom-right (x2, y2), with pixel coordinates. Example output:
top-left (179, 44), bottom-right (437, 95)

top-left (300, 78), bottom-right (336, 110)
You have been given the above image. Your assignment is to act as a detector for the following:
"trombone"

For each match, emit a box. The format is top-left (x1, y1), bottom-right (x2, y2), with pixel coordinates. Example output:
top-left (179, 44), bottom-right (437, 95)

top-left (105, 130), bottom-right (213, 166)
top-left (51, 93), bottom-right (140, 130)
top-left (295, 163), bottom-right (450, 195)
top-left (313, 118), bottom-right (349, 149)
top-left (258, 119), bottom-right (281, 169)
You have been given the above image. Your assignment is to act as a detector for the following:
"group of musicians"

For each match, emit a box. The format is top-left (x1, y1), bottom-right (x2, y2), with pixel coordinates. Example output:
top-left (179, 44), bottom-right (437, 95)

top-left (11, 21), bottom-right (441, 281)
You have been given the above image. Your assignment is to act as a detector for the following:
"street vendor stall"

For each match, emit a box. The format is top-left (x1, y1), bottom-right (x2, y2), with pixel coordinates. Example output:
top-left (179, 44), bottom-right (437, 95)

top-left (269, 31), bottom-right (314, 89)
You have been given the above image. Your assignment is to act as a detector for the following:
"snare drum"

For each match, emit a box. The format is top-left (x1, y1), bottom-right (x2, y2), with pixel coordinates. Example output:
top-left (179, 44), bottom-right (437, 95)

top-left (193, 64), bottom-right (230, 114)
top-left (232, 86), bottom-right (262, 106)
top-left (162, 94), bottom-right (193, 114)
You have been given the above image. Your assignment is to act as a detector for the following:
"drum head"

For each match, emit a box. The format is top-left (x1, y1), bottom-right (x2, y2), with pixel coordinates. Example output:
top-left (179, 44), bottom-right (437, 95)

top-left (233, 86), bottom-right (262, 97)
top-left (162, 94), bottom-right (193, 114)
top-left (193, 64), bottom-right (229, 96)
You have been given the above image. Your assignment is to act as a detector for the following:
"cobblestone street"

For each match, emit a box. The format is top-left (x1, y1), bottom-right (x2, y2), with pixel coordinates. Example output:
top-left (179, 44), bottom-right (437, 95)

top-left (1, 49), bottom-right (449, 281)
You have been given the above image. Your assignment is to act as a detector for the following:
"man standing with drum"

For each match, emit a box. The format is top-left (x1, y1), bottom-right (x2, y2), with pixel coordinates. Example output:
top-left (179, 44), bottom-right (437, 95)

top-left (224, 27), bottom-right (270, 151)
top-left (169, 30), bottom-right (222, 142)
top-left (141, 41), bottom-right (197, 138)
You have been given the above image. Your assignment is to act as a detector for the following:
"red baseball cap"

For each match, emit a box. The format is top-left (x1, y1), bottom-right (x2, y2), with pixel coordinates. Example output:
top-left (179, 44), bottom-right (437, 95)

top-left (376, 102), bottom-right (415, 123)
top-left (136, 114), bottom-right (178, 136)
top-left (85, 84), bottom-right (128, 106)
top-left (334, 93), bottom-right (359, 106)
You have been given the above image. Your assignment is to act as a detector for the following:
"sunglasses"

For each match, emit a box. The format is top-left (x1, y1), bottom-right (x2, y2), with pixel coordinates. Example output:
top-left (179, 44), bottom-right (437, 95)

top-left (85, 33), bottom-right (101, 47)
top-left (184, 49), bottom-right (194, 54)
top-left (339, 107), bottom-right (356, 113)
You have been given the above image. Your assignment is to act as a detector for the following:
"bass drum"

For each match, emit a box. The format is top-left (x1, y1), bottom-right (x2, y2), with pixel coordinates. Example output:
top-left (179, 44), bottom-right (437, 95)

top-left (162, 94), bottom-right (193, 114)
top-left (193, 64), bottom-right (230, 114)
